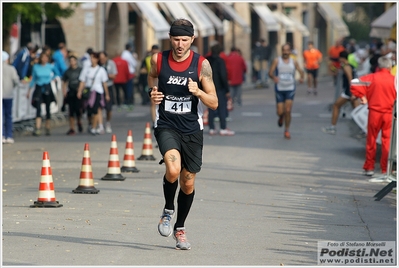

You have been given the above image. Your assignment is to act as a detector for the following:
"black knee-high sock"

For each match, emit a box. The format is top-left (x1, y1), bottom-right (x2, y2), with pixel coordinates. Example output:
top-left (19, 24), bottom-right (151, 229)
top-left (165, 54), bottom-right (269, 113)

top-left (174, 189), bottom-right (195, 230)
top-left (163, 176), bottom-right (178, 211)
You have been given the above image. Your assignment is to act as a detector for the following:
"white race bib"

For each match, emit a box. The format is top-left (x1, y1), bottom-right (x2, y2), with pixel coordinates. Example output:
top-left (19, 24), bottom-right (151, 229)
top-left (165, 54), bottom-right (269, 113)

top-left (279, 73), bottom-right (293, 82)
top-left (165, 95), bottom-right (192, 114)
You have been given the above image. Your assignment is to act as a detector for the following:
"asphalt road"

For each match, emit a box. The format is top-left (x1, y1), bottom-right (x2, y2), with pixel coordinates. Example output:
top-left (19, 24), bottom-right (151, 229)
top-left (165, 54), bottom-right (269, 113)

top-left (2, 77), bottom-right (396, 267)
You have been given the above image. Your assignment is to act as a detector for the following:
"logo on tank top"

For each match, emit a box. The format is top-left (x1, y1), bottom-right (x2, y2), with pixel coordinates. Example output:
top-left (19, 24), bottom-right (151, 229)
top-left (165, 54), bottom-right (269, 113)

top-left (166, 75), bottom-right (188, 86)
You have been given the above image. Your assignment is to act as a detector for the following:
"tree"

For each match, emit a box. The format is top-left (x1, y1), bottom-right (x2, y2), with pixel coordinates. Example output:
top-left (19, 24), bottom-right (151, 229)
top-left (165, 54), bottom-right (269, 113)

top-left (2, 3), bottom-right (79, 52)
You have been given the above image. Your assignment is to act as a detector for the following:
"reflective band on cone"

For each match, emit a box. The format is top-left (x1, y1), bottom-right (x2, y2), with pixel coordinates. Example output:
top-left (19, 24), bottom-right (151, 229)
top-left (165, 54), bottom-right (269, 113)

top-left (138, 122), bottom-right (156, 161)
top-left (73, 143), bottom-right (100, 193)
top-left (30, 151), bottom-right (63, 208)
top-left (121, 130), bottom-right (140, 173)
top-left (102, 134), bottom-right (126, 181)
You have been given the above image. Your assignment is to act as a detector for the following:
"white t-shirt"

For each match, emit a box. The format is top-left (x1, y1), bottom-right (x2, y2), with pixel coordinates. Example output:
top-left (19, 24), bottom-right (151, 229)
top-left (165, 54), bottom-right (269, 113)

top-left (79, 65), bottom-right (108, 94)
top-left (121, 49), bottom-right (137, 75)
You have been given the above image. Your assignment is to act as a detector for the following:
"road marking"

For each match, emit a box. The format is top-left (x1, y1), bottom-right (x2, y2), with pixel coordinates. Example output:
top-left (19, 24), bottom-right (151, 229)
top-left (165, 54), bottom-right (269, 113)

top-left (126, 112), bottom-right (147, 118)
top-left (242, 112), bottom-right (263, 117)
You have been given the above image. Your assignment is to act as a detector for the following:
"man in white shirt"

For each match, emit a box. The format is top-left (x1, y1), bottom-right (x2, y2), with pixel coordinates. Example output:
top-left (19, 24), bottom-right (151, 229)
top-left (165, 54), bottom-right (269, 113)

top-left (121, 43), bottom-right (137, 107)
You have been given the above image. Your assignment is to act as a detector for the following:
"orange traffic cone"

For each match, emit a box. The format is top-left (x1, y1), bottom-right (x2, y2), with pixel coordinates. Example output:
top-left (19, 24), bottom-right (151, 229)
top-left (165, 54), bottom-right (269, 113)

top-left (73, 143), bottom-right (100, 193)
top-left (30, 151), bottom-right (63, 208)
top-left (101, 134), bottom-right (126, 181)
top-left (203, 109), bottom-right (209, 126)
top-left (121, 130), bottom-right (140, 173)
top-left (138, 122), bottom-right (156, 161)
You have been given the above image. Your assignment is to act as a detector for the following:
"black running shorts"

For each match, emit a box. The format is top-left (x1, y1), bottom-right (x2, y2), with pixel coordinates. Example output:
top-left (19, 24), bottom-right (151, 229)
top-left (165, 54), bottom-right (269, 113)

top-left (154, 128), bottom-right (203, 173)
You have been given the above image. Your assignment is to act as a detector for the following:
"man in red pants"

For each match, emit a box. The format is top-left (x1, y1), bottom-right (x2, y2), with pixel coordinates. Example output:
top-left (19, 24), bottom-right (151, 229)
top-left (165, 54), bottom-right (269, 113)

top-left (350, 56), bottom-right (396, 176)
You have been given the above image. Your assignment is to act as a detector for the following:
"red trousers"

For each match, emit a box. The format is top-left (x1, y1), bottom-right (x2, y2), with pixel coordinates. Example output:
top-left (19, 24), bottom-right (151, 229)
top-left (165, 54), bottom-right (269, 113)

top-left (363, 110), bottom-right (393, 173)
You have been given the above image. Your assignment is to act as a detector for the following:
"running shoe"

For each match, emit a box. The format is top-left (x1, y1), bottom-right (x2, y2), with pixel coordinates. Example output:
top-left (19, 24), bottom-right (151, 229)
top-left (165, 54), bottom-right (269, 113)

top-left (363, 170), bottom-right (375, 176)
top-left (45, 128), bottom-right (51, 136)
top-left (90, 128), bottom-right (97, 136)
top-left (277, 115), bottom-right (284, 127)
top-left (174, 227), bottom-right (191, 250)
top-left (209, 129), bottom-right (217, 136)
top-left (105, 122), bottom-right (112, 133)
top-left (78, 123), bottom-right (83, 133)
top-left (2, 137), bottom-right (6, 144)
top-left (322, 126), bottom-right (336, 135)
top-left (96, 126), bottom-right (105, 135)
top-left (220, 129), bottom-right (235, 136)
top-left (158, 209), bottom-right (174, 237)
top-left (33, 129), bottom-right (41, 136)
top-left (284, 130), bottom-right (291, 140)
top-left (5, 138), bottom-right (14, 144)
top-left (66, 129), bottom-right (76, 136)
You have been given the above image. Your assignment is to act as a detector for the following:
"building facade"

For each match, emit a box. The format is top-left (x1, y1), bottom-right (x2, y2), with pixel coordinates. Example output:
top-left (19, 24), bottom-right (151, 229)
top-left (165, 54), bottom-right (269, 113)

top-left (18, 2), bottom-right (351, 77)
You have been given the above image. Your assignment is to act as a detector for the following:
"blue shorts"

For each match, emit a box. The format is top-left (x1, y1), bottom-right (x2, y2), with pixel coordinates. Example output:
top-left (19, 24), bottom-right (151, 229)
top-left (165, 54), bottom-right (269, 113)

top-left (275, 90), bottom-right (296, 103)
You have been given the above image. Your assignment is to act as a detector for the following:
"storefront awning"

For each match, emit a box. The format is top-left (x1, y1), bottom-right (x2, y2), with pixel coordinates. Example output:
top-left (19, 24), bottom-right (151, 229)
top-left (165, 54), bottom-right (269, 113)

top-left (288, 15), bottom-right (310, 37)
top-left (216, 3), bottom-right (251, 33)
top-left (252, 3), bottom-right (280, 32)
top-left (317, 3), bottom-right (350, 37)
top-left (181, 2), bottom-right (215, 37)
top-left (129, 2), bottom-right (170, 40)
top-left (272, 11), bottom-right (296, 33)
top-left (198, 3), bottom-right (224, 35)
top-left (370, 4), bottom-right (397, 39)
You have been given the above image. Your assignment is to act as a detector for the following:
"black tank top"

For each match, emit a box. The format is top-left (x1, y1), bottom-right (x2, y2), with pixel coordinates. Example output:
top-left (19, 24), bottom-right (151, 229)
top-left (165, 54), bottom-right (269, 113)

top-left (342, 63), bottom-right (357, 91)
top-left (155, 50), bottom-right (204, 134)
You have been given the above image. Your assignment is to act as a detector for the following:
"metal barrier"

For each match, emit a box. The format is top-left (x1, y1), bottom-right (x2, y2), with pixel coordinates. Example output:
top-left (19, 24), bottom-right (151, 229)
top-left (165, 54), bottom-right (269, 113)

top-left (371, 101), bottom-right (397, 201)
top-left (11, 77), bottom-right (67, 135)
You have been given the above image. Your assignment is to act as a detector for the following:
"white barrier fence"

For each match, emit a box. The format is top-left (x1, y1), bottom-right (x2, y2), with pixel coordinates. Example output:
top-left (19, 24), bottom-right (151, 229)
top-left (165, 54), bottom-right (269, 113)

top-left (351, 104), bottom-right (382, 144)
top-left (12, 77), bottom-right (63, 123)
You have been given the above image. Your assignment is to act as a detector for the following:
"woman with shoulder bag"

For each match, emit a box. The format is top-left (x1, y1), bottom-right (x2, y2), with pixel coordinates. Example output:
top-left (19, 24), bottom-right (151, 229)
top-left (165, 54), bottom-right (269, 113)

top-left (77, 51), bottom-right (110, 135)
top-left (27, 52), bottom-right (60, 136)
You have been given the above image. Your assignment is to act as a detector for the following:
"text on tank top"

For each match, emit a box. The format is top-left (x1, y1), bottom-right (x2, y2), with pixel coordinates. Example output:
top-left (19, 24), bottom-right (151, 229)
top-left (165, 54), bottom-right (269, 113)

top-left (156, 50), bottom-right (204, 134)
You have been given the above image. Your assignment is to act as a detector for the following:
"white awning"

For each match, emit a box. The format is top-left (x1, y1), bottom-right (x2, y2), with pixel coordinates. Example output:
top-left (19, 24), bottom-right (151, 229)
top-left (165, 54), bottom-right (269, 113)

top-left (272, 11), bottom-right (296, 33)
top-left (217, 3), bottom-right (251, 33)
top-left (370, 4), bottom-right (397, 39)
top-left (160, 2), bottom-right (201, 36)
top-left (252, 3), bottom-right (280, 32)
top-left (129, 2), bottom-right (170, 40)
top-left (198, 3), bottom-right (224, 35)
top-left (181, 2), bottom-right (215, 37)
top-left (317, 3), bottom-right (350, 37)
top-left (288, 15), bottom-right (310, 37)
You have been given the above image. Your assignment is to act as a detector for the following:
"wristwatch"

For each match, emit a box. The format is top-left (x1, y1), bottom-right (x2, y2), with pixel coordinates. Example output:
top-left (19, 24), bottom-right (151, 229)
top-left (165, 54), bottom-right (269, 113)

top-left (148, 87), bottom-right (153, 98)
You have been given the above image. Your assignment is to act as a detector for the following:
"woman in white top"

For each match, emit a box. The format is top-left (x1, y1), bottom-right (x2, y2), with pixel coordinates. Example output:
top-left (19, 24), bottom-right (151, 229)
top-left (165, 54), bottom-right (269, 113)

top-left (77, 52), bottom-right (110, 135)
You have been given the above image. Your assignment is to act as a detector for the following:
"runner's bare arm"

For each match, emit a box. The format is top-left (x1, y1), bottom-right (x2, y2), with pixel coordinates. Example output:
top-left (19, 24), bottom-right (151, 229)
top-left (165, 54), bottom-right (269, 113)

top-left (268, 58), bottom-right (279, 82)
top-left (194, 59), bottom-right (218, 110)
top-left (148, 53), bottom-right (163, 104)
top-left (294, 60), bottom-right (305, 82)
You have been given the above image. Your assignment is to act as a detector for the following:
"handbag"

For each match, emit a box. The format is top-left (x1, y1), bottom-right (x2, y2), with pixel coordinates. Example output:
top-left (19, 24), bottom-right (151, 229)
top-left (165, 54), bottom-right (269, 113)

top-left (82, 67), bottom-right (100, 100)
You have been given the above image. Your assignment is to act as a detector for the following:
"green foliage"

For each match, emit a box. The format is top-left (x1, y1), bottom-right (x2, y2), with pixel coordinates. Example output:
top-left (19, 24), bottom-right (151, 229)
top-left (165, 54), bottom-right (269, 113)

top-left (343, 17), bottom-right (370, 41)
top-left (2, 3), bottom-right (79, 30)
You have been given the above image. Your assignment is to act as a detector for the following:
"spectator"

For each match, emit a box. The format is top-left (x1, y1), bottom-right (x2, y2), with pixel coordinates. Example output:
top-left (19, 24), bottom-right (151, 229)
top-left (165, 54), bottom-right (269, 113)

top-left (328, 39), bottom-right (346, 86)
top-left (121, 43), bottom-right (138, 107)
top-left (62, 55), bottom-right (83, 135)
top-left (27, 52), bottom-right (60, 136)
top-left (80, 47), bottom-right (93, 70)
top-left (52, 42), bottom-right (68, 76)
top-left (350, 57), bottom-right (396, 176)
top-left (2, 51), bottom-right (20, 144)
top-left (322, 50), bottom-right (359, 135)
top-left (99, 51), bottom-right (118, 133)
top-left (227, 46), bottom-right (247, 106)
top-left (76, 52), bottom-right (110, 135)
top-left (113, 51), bottom-right (130, 108)
top-left (12, 42), bottom-right (38, 80)
top-left (206, 43), bottom-right (234, 136)
top-left (303, 41), bottom-right (323, 95)
top-left (252, 39), bottom-right (271, 88)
